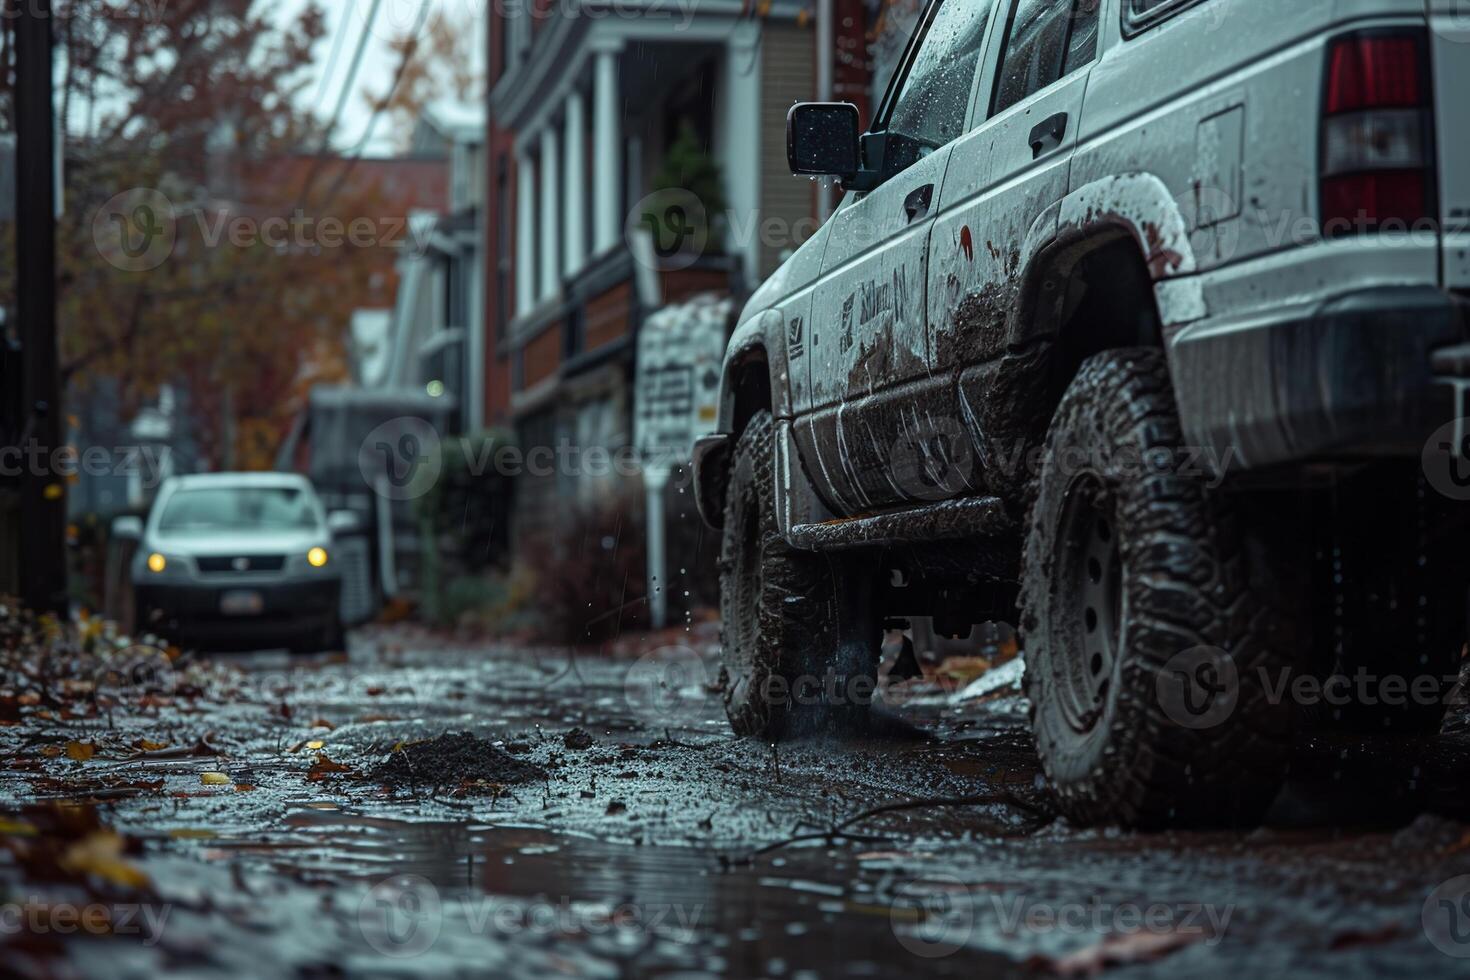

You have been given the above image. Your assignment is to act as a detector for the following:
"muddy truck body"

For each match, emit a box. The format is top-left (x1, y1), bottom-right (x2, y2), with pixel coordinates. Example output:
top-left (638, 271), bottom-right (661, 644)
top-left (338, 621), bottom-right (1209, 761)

top-left (692, 0), bottom-right (1470, 825)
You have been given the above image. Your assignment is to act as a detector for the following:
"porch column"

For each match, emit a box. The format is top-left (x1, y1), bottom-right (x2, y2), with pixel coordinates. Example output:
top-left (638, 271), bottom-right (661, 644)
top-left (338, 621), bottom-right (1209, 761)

top-left (592, 48), bottom-right (621, 254)
top-left (538, 126), bottom-right (560, 300)
top-left (563, 88), bottom-right (587, 276)
top-left (515, 149), bottom-right (535, 316)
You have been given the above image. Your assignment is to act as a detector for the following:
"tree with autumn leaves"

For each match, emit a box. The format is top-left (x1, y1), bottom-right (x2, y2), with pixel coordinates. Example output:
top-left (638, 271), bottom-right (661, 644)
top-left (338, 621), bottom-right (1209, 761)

top-left (0, 0), bottom-right (452, 473)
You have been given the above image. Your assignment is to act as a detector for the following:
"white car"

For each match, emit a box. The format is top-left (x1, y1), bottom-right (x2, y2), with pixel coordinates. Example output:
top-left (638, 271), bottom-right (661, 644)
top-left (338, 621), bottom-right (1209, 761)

top-left (121, 473), bottom-right (345, 653)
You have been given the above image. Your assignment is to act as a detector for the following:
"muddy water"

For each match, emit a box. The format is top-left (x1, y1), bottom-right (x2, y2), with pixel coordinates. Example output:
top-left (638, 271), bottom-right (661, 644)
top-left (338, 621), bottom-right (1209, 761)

top-left (9, 630), bottom-right (1470, 977)
top-left (235, 806), bottom-right (1025, 977)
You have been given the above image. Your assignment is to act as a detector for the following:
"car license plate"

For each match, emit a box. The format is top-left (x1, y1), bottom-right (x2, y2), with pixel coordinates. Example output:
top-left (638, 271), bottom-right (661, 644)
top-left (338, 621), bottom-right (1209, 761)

top-left (220, 590), bottom-right (263, 615)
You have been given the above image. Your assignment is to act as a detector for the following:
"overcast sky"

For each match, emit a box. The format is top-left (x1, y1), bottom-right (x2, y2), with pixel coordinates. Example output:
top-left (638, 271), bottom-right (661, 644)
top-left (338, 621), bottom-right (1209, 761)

top-left (289, 0), bottom-right (486, 155)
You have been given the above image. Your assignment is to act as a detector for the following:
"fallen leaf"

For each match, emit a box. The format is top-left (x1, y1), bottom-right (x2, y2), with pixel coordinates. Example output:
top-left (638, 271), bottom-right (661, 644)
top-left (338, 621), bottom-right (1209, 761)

top-left (168, 828), bottom-right (217, 840)
top-left (1029, 928), bottom-right (1205, 977)
top-left (0, 817), bottom-right (37, 836)
top-left (65, 740), bottom-right (96, 761)
top-left (305, 739), bottom-right (325, 751)
top-left (58, 832), bottom-right (150, 889)
top-left (200, 771), bottom-right (231, 785)
top-left (134, 739), bottom-right (168, 752)
top-left (1329, 923), bottom-right (1402, 950)
top-left (306, 753), bottom-right (354, 781)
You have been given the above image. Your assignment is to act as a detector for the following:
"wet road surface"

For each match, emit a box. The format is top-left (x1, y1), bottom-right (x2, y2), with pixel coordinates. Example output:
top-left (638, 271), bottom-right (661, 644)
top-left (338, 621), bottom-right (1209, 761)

top-left (5, 623), bottom-right (1470, 977)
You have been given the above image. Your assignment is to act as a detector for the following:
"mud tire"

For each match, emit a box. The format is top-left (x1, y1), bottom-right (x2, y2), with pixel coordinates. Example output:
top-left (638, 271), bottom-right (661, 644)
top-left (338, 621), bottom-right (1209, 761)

top-left (1021, 349), bottom-right (1294, 827)
top-left (718, 411), bottom-right (874, 738)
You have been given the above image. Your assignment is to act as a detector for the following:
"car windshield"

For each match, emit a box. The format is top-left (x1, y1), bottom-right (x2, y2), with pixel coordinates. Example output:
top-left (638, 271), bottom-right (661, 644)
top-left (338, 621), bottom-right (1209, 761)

top-left (158, 487), bottom-right (317, 532)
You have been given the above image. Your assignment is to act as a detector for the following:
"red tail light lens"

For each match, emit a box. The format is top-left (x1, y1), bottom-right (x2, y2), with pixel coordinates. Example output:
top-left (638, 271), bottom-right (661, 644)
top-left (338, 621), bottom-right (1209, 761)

top-left (1320, 31), bottom-right (1435, 236)
top-left (1325, 37), bottom-right (1421, 113)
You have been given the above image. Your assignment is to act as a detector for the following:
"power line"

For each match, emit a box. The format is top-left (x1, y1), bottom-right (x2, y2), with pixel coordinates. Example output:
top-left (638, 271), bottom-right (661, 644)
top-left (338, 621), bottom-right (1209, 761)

top-left (312, 3), bottom-right (355, 106)
top-left (318, 0), bottom-right (435, 210)
top-left (296, 0), bottom-right (383, 208)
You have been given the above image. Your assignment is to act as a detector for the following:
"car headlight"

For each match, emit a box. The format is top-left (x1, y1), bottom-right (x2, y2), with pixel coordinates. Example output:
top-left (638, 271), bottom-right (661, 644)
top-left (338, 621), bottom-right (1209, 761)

top-left (307, 546), bottom-right (328, 568)
top-left (146, 552), bottom-right (167, 573)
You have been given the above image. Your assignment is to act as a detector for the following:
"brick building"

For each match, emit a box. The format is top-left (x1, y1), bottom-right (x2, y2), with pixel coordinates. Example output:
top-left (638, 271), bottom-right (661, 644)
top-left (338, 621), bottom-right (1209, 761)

top-left (480, 0), bottom-right (881, 533)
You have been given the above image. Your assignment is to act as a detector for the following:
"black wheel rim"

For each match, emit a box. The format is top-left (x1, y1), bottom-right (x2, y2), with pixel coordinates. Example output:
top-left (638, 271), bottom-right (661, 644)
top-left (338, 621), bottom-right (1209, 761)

top-left (1054, 473), bottom-right (1124, 734)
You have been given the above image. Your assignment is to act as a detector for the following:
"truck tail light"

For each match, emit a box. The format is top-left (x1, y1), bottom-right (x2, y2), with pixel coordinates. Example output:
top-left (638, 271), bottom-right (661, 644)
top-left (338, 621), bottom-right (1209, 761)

top-left (1320, 31), bottom-right (1435, 235)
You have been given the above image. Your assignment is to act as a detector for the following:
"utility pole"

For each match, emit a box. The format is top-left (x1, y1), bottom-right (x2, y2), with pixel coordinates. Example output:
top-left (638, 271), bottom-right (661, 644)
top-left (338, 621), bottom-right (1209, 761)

top-left (15, 1), bottom-right (67, 613)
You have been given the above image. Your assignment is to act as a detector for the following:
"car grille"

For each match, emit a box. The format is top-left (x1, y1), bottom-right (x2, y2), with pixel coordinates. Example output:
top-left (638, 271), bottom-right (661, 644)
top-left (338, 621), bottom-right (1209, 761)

top-left (196, 554), bottom-right (286, 573)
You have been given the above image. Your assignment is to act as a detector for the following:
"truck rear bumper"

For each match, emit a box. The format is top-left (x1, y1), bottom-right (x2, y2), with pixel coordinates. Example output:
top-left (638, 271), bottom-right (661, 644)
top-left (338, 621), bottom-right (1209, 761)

top-left (1171, 286), bottom-right (1470, 472)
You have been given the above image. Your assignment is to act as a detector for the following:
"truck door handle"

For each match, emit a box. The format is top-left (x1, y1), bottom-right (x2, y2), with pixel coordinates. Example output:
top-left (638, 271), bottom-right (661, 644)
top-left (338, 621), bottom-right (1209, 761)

top-left (1029, 112), bottom-right (1068, 158)
top-left (903, 184), bottom-right (934, 222)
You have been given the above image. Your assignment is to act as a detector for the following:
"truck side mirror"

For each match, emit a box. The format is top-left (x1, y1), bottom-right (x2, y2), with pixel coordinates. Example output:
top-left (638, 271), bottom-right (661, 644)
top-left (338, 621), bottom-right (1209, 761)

top-left (787, 102), bottom-right (861, 180)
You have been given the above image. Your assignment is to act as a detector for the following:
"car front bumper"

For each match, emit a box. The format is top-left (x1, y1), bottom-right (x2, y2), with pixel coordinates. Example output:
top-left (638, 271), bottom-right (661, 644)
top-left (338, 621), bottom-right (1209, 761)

top-left (135, 576), bottom-right (340, 649)
top-left (1171, 285), bottom-right (1470, 473)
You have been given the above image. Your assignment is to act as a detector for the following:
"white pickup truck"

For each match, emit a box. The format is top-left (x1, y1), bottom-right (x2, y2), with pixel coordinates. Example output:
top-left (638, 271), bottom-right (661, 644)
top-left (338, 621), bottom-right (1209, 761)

top-left (693, 0), bottom-right (1470, 826)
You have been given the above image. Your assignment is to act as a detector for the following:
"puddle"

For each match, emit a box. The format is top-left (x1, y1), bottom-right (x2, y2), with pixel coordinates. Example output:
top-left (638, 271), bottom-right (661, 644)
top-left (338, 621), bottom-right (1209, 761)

top-left (188, 805), bottom-right (1025, 977)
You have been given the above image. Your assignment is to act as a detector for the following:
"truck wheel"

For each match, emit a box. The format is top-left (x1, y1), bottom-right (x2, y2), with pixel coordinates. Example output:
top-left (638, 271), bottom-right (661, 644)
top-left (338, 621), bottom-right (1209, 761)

top-left (1021, 349), bottom-right (1294, 826)
top-left (718, 411), bottom-right (874, 737)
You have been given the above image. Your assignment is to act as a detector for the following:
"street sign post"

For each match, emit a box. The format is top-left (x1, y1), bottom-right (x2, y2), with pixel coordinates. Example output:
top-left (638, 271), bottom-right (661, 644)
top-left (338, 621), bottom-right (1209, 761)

top-left (634, 294), bottom-right (729, 628)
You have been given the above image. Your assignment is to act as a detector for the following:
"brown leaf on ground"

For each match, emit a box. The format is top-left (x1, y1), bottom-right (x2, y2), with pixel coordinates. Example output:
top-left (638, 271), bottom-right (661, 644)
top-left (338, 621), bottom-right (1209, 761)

top-left (1328, 923), bottom-right (1402, 950)
top-left (58, 831), bottom-right (151, 890)
top-left (65, 740), bottom-right (96, 761)
top-left (307, 753), bottom-right (354, 781)
top-left (1028, 928), bottom-right (1206, 977)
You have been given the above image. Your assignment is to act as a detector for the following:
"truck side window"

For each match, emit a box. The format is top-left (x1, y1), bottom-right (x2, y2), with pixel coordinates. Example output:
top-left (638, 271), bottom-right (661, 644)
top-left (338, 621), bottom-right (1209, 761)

top-left (992, 0), bottom-right (1100, 116)
top-left (884, 0), bottom-right (995, 162)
